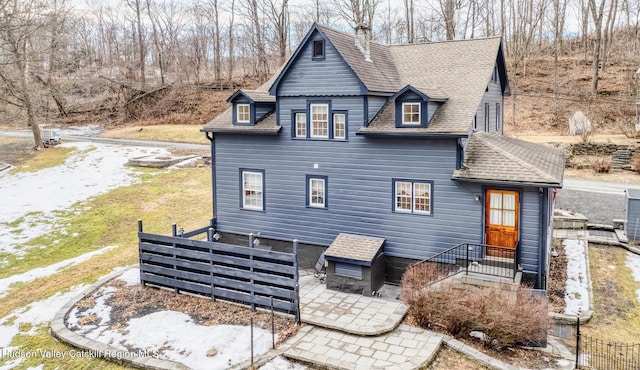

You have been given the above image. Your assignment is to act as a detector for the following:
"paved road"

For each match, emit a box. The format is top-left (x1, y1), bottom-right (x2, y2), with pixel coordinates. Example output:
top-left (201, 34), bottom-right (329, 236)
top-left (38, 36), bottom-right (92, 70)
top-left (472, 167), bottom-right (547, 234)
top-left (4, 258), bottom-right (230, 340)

top-left (557, 178), bottom-right (635, 225)
top-left (2, 130), bottom-right (636, 226)
top-left (0, 130), bottom-right (210, 152)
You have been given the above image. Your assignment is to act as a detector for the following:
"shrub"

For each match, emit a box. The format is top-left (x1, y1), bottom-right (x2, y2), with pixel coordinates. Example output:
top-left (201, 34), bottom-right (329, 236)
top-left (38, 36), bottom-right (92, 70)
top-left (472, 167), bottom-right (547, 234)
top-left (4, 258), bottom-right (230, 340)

top-left (631, 155), bottom-right (640, 173)
top-left (590, 157), bottom-right (612, 173)
top-left (401, 264), bottom-right (549, 349)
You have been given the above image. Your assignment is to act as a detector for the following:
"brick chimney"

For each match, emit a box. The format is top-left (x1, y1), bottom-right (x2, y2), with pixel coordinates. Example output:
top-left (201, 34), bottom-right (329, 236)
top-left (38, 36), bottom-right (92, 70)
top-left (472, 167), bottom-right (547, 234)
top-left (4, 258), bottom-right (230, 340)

top-left (355, 23), bottom-right (371, 62)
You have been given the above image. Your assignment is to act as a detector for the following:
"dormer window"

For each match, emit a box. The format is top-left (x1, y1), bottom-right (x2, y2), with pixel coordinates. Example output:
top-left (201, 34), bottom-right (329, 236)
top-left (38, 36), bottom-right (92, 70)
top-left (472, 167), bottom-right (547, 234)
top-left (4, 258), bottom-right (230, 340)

top-left (237, 104), bottom-right (250, 123)
top-left (402, 102), bottom-right (421, 125)
top-left (312, 40), bottom-right (324, 60)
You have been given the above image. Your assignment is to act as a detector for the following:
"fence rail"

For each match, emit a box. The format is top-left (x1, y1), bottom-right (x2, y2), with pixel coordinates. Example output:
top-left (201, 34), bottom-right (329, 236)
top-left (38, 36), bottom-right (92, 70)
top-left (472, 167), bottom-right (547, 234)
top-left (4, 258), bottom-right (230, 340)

top-left (137, 220), bottom-right (300, 321)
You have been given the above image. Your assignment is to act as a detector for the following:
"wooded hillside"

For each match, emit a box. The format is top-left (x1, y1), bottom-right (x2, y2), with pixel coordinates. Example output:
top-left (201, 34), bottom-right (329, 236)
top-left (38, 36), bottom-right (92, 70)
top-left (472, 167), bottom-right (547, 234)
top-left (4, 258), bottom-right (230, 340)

top-left (0, 0), bottom-right (638, 147)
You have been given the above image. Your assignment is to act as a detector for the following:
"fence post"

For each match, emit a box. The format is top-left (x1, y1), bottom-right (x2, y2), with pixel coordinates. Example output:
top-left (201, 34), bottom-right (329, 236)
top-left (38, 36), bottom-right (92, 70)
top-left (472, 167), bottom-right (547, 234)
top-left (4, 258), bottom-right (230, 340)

top-left (172, 223), bottom-right (177, 237)
top-left (137, 219), bottom-right (145, 287)
top-left (249, 233), bottom-right (255, 311)
top-left (293, 239), bottom-right (300, 323)
top-left (250, 317), bottom-right (254, 368)
top-left (271, 296), bottom-right (275, 349)
top-left (209, 227), bottom-right (216, 301)
top-left (575, 316), bottom-right (581, 369)
top-left (466, 244), bottom-right (470, 276)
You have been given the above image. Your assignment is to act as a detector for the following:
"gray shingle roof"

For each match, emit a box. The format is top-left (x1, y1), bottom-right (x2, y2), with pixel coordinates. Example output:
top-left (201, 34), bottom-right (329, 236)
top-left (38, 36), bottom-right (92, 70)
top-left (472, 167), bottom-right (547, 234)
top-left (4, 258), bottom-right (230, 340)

top-left (239, 89), bottom-right (276, 103)
top-left (324, 233), bottom-right (385, 264)
top-left (452, 132), bottom-right (565, 187)
top-left (360, 37), bottom-right (502, 134)
top-left (201, 108), bottom-right (280, 134)
top-left (317, 26), bottom-right (401, 93)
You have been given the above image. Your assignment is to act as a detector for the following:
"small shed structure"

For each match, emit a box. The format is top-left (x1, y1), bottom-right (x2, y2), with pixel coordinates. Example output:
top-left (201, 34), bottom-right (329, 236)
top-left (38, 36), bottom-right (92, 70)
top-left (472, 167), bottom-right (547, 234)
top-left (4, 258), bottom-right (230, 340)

top-left (324, 233), bottom-right (385, 295)
top-left (626, 188), bottom-right (640, 240)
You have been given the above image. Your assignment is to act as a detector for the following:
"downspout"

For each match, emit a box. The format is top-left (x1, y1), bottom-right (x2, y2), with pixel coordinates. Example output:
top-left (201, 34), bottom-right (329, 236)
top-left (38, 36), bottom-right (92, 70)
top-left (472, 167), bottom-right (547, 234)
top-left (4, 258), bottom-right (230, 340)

top-left (538, 187), bottom-right (547, 289)
top-left (206, 132), bottom-right (217, 227)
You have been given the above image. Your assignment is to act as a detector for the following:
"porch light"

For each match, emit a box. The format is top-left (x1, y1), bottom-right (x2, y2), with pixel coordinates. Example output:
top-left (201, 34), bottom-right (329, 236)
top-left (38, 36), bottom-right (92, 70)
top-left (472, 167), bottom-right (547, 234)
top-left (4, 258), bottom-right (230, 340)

top-left (474, 194), bottom-right (481, 202)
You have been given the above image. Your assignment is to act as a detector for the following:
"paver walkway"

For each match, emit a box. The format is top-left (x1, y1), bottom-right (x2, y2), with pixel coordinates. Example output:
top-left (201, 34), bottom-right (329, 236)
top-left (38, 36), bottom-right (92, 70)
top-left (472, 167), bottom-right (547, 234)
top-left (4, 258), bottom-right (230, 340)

top-left (283, 324), bottom-right (441, 370)
top-left (298, 273), bottom-right (407, 336)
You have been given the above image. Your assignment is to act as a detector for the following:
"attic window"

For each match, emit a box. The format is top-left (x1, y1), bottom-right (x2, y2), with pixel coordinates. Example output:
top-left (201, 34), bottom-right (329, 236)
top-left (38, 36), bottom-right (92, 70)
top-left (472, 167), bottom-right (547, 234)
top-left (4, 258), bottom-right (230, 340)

top-left (312, 40), bottom-right (324, 59)
top-left (237, 104), bottom-right (250, 123)
top-left (402, 103), bottom-right (421, 125)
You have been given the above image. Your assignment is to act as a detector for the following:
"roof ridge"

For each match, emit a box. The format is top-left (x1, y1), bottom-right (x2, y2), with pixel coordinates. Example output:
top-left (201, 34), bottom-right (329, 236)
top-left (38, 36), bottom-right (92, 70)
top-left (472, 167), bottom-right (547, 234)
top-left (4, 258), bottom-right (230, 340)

top-left (387, 36), bottom-right (501, 48)
top-left (475, 134), bottom-right (556, 183)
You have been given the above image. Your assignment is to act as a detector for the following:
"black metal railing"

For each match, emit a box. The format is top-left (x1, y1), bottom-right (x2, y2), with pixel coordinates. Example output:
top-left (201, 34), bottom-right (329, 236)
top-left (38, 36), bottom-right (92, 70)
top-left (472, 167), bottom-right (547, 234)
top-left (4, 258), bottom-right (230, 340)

top-left (413, 241), bottom-right (519, 287)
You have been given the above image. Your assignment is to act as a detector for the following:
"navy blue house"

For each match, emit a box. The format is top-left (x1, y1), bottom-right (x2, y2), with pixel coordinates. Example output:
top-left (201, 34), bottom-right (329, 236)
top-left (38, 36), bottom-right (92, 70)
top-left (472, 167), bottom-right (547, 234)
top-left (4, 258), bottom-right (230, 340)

top-left (202, 24), bottom-right (564, 289)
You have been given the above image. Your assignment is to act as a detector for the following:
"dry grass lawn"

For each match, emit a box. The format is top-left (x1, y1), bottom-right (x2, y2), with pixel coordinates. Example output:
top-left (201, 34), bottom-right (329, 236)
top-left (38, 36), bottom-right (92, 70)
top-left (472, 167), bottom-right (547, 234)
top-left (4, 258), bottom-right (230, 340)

top-left (100, 124), bottom-right (209, 144)
top-left (581, 244), bottom-right (640, 344)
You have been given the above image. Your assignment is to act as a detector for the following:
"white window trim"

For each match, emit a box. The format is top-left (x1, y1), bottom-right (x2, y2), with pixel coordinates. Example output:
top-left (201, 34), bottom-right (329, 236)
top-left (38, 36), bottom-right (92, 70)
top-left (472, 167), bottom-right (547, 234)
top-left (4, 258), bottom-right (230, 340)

top-left (309, 177), bottom-right (326, 208)
top-left (310, 103), bottom-right (329, 138)
top-left (412, 182), bottom-right (431, 215)
top-left (237, 104), bottom-right (250, 123)
top-left (402, 102), bottom-right (421, 125)
top-left (394, 180), bottom-right (432, 215)
top-left (333, 113), bottom-right (346, 139)
top-left (295, 112), bottom-right (307, 137)
top-left (395, 181), bottom-right (413, 213)
top-left (242, 171), bottom-right (263, 211)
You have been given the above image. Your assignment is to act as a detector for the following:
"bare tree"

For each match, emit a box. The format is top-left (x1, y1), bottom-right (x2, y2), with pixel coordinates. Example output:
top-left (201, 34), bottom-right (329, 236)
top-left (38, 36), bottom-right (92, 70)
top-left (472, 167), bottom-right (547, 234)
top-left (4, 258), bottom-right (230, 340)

top-left (125, 0), bottom-right (147, 84)
top-left (334, 0), bottom-right (380, 30)
top-left (404, 0), bottom-right (415, 43)
top-left (0, 0), bottom-right (44, 149)
top-left (266, 0), bottom-right (289, 66)
top-left (589, 0), bottom-right (607, 94)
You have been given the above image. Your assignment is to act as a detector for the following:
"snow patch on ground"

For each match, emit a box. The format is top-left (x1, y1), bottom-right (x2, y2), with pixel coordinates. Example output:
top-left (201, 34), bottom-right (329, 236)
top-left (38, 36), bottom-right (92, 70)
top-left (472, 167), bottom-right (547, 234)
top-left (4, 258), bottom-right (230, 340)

top-left (259, 356), bottom-right (307, 370)
top-left (0, 246), bottom-right (116, 298)
top-left (114, 267), bottom-right (141, 286)
top-left (0, 285), bottom-right (87, 348)
top-left (625, 252), bottom-right (640, 303)
top-left (68, 269), bottom-right (276, 370)
top-left (0, 142), bottom-right (170, 255)
top-left (563, 239), bottom-right (590, 315)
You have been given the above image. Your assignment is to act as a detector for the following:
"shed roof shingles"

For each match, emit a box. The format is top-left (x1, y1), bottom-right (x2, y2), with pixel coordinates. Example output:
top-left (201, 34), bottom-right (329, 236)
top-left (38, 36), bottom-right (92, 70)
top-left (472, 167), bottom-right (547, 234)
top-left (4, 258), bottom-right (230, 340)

top-left (324, 233), bottom-right (385, 263)
top-left (452, 132), bottom-right (565, 187)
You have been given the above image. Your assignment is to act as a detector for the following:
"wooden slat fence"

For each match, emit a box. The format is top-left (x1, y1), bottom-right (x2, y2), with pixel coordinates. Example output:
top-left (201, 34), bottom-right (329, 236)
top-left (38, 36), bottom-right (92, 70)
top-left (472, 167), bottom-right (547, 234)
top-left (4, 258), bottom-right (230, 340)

top-left (137, 220), bottom-right (300, 321)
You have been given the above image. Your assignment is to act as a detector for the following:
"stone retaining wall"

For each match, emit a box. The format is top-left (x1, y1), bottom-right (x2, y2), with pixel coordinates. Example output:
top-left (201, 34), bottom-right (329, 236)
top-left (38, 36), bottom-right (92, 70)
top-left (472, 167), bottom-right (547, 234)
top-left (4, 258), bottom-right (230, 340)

top-left (556, 142), bottom-right (640, 171)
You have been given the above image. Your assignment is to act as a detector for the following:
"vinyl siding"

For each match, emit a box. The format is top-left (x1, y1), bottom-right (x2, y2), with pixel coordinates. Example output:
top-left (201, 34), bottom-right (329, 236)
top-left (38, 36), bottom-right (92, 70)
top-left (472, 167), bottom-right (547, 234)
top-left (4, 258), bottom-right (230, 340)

top-left (214, 97), bottom-right (486, 260)
top-left (367, 96), bottom-right (387, 123)
top-left (474, 62), bottom-right (503, 134)
top-left (519, 188), bottom-right (542, 274)
top-left (277, 30), bottom-right (363, 97)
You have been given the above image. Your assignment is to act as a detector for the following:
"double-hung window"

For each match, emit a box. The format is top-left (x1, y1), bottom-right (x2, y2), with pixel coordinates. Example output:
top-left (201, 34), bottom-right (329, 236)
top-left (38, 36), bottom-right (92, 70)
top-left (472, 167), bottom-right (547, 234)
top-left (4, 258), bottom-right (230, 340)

top-left (237, 104), bottom-right (250, 123)
top-left (394, 179), bottom-right (432, 215)
top-left (307, 175), bottom-right (327, 208)
top-left (295, 112), bottom-right (307, 137)
top-left (402, 102), bottom-right (421, 125)
top-left (241, 170), bottom-right (264, 211)
top-left (310, 104), bottom-right (329, 138)
top-left (333, 113), bottom-right (346, 139)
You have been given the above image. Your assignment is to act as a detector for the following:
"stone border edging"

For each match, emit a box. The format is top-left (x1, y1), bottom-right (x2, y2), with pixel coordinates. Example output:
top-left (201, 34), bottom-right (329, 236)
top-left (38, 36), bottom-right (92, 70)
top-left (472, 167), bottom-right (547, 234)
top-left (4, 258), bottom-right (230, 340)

top-left (49, 265), bottom-right (190, 370)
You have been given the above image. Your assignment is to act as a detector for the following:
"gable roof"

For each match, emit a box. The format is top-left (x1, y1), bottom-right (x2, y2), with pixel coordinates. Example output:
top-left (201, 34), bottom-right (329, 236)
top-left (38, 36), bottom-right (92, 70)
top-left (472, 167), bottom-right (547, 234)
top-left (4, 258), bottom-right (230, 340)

top-left (201, 108), bottom-right (280, 134)
top-left (452, 132), bottom-right (565, 187)
top-left (389, 85), bottom-right (448, 102)
top-left (227, 89), bottom-right (276, 103)
top-left (324, 233), bottom-right (385, 265)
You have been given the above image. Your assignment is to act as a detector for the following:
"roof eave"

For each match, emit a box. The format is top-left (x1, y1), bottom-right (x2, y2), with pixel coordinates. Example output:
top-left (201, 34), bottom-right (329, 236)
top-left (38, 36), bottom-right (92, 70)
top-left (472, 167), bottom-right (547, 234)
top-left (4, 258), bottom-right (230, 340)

top-left (356, 131), bottom-right (468, 139)
top-left (451, 176), bottom-right (563, 188)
